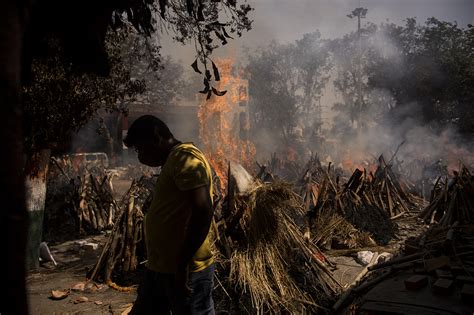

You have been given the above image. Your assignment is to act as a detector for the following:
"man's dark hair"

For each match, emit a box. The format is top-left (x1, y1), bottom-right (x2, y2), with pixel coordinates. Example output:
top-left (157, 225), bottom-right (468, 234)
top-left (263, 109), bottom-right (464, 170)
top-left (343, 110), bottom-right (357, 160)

top-left (123, 115), bottom-right (173, 147)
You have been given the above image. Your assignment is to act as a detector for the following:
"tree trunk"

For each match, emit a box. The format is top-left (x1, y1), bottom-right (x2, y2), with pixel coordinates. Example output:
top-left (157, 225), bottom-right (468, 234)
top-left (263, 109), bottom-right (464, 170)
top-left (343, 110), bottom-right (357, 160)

top-left (100, 118), bottom-right (114, 166)
top-left (24, 149), bottom-right (51, 269)
top-left (0, 1), bottom-right (31, 314)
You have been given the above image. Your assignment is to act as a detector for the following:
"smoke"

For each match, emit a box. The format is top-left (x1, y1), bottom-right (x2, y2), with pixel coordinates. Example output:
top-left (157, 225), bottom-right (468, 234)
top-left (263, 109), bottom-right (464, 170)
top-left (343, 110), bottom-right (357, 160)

top-left (329, 111), bottom-right (474, 173)
top-left (155, 1), bottom-right (474, 181)
top-left (245, 15), bottom-right (474, 182)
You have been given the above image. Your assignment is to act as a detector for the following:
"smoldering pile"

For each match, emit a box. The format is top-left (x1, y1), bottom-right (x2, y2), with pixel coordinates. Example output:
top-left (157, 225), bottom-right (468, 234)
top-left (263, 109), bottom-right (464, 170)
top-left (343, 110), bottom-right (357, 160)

top-left (214, 174), bottom-right (342, 313)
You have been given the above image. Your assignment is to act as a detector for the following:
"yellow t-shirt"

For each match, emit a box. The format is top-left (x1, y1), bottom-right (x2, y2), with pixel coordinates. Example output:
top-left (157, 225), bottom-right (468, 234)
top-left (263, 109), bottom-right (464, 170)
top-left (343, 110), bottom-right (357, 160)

top-left (145, 142), bottom-right (214, 273)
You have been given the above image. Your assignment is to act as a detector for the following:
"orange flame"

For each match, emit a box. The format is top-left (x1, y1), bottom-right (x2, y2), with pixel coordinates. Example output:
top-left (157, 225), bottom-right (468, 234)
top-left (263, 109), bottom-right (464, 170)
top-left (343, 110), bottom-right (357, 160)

top-left (339, 150), bottom-right (378, 175)
top-left (198, 59), bottom-right (256, 189)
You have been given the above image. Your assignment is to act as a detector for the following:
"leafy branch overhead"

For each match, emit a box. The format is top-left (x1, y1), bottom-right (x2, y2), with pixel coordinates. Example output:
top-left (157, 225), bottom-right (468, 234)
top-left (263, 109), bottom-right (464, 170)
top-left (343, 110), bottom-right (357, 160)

top-left (151, 0), bottom-right (252, 99)
top-left (26, 0), bottom-right (252, 90)
top-left (113, 0), bottom-right (252, 99)
top-left (192, 59), bottom-right (227, 100)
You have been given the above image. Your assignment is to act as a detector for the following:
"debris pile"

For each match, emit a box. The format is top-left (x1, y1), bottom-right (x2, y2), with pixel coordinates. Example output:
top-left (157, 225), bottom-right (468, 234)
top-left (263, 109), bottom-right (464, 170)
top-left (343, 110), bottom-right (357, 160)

top-left (419, 166), bottom-right (474, 227)
top-left (346, 222), bottom-right (474, 313)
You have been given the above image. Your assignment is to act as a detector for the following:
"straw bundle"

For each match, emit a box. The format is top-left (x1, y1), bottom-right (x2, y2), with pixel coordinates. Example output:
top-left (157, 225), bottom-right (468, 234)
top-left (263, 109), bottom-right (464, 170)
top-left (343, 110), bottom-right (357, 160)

top-left (310, 209), bottom-right (376, 250)
top-left (228, 181), bottom-right (341, 313)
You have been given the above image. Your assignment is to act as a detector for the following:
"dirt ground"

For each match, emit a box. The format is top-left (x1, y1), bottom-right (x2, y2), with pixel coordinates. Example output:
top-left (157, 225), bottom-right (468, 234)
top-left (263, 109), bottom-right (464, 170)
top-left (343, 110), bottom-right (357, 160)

top-left (29, 173), bottom-right (426, 314)
top-left (27, 213), bottom-right (426, 314)
top-left (26, 235), bottom-right (370, 315)
top-left (27, 235), bottom-right (137, 315)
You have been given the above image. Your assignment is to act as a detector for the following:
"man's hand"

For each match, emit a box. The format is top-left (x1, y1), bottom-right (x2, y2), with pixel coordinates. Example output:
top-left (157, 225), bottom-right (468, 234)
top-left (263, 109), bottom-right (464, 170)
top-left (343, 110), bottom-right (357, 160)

top-left (175, 266), bottom-right (192, 297)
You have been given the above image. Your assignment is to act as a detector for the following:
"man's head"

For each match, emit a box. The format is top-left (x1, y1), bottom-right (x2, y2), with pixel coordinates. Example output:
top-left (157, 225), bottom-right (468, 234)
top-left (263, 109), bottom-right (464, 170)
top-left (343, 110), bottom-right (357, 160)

top-left (123, 115), bottom-right (175, 167)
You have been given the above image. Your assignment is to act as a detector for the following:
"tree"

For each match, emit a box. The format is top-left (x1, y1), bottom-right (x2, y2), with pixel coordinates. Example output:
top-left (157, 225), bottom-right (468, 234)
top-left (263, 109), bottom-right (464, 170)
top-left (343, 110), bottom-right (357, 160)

top-left (329, 18), bottom-right (377, 132)
top-left (367, 18), bottom-right (474, 137)
top-left (133, 55), bottom-right (188, 109)
top-left (1, 2), bottom-right (35, 313)
top-left (246, 32), bottom-right (331, 153)
top-left (23, 30), bottom-right (146, 155)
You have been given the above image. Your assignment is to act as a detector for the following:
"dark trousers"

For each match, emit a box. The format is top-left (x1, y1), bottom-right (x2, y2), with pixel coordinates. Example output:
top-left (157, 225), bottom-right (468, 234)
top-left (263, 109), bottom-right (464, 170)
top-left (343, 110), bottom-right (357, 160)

top-left (130, 264), bottom-right (215, 315)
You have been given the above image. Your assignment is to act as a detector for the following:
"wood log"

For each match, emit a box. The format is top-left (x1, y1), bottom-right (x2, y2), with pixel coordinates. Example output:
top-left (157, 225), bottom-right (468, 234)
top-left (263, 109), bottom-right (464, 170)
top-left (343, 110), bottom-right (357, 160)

top-left (122, 195), bottom-right (134, 272)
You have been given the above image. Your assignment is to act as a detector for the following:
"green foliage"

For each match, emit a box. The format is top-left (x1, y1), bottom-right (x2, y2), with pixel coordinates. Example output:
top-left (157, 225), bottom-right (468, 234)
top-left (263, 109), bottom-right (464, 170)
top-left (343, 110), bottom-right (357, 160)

top-left (133, 54), bottom-right (188, 109)
top-left (246, 32), bottom-right (331, 143)
top-left (330, 21), bottom-right (378, 129)
top-left (328, 14), bottom-right (474, 138)
top-left (22, 30), bottom-right (146, 153)
top-left (367, 18), bottom-right (474, 136)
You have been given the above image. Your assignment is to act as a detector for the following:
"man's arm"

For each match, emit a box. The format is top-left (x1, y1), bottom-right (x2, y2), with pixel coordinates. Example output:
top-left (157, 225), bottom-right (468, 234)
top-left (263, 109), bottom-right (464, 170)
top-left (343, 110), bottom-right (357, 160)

top-left (175, 185), bottom-right (213, 293)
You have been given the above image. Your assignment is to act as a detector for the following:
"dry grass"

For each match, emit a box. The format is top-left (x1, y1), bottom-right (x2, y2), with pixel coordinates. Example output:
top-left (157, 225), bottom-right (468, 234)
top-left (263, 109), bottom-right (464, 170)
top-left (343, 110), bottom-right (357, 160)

top-left (228, 181), bottom-right (341, 313)
top-left (311, 209), bottom-right (377, 250)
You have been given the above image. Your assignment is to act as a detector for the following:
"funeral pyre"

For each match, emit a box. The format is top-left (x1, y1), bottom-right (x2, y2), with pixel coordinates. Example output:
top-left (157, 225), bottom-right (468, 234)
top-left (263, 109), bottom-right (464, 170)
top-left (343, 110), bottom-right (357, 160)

top-left (213, 165), bottom-right (342, 313)
top-left (44, 156), bottom-right (118, 241)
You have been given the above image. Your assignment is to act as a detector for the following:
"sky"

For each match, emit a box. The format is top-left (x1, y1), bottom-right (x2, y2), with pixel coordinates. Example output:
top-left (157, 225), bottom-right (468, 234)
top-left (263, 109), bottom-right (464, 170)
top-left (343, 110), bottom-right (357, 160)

top-left (159, 0), bottom-right (474, 65)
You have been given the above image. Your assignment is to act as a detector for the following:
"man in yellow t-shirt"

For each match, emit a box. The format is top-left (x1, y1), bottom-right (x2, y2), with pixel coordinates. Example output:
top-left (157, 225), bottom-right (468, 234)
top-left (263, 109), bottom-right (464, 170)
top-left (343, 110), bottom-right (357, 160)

top-left (124, 115), bottom-right (215, 315)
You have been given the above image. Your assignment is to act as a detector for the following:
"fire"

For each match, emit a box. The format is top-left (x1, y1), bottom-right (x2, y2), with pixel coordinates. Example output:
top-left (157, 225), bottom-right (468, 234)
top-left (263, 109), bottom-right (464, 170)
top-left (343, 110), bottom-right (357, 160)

top-left (339, 150), bottom-right (377, 174)
top-left (286, 146), bottom-right (297, 162)
top-left (198, 59), bottom-right (256, 189)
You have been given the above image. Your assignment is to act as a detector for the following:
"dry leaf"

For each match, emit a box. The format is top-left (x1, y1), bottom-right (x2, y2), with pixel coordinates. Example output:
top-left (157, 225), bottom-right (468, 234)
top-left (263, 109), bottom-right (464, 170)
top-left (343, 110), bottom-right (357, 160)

top-left (71, 282), bottom-right (85, 292)
top-left (73, 296), bottom-right (89, 304)
top-left (50, 289), bottom-right (69, 300)
top-left (120, 303), bottom-right (133, 315)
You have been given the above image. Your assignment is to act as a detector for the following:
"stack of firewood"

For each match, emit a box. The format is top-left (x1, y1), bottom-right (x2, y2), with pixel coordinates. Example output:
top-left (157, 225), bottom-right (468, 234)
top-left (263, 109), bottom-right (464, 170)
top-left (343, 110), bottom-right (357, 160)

top-left (419, 166), bottom-right (474, 227)
top-left (88, 176), bottom-right (155, 287)
top-left (309, 155), bottom-right (420, 245)
top-left (44, 158), bottom-right (117, 240)
top-left (311, 166), bottom-right (390, 244)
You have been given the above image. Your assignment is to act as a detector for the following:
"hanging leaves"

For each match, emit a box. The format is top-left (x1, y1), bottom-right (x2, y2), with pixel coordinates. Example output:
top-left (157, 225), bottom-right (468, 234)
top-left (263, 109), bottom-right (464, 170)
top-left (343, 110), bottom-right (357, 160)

top-left (212, 61), bottom-right (220, 81)
top-left (159, 0), bottom-right (168, 18)
top-left (205, 69), bottom-right (212, 81)
top-left (199, 78), bottom-right (210, 94)
top-left (197, 0), bottom-right (205, 21)
top-left (191, 59), bottom-right (202, 74)
top-left (186, 0), bottom-right (194, 16)
top-left (222, 27), bottom-right (234, 39)
top-left (212, 87), bottom-right (227, 96)
top-left (191, 56), bottom-right (228, 100)
top-left (214, 30), bottom-right (228, 45)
